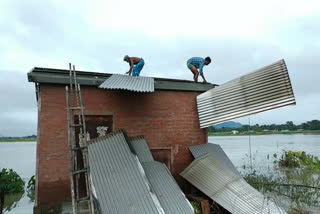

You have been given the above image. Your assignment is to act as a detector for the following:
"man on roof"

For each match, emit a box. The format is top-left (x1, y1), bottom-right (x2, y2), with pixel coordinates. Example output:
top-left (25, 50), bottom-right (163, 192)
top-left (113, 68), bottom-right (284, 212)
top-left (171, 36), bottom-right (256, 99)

top-left (124, 55), bottom-right (145, 76)
top-left (186, 56), bottom-right (211, 83)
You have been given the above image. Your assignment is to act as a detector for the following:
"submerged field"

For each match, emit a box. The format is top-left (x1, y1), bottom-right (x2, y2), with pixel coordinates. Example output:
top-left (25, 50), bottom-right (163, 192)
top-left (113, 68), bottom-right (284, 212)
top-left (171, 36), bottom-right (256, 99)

top-left (1, 134), bottom-right (320, 213)
top-left (212, 134), bottom-right (320, 213)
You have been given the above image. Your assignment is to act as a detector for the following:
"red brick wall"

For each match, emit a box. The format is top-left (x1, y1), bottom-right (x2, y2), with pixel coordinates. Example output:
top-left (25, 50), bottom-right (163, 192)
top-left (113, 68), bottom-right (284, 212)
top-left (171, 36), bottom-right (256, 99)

top-left (36, 84), bottom-right (207, 208)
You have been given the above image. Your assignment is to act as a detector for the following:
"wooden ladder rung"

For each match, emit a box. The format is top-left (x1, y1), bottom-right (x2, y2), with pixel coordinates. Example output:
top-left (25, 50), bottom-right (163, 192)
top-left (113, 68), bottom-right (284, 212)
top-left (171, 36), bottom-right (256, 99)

top-left (70, 123), bottom-right (82, 127)
top-left (76, 196), bottom-right (90, 202)
top-left (72, 147), bottom-right (88, 151)
top-left (70, 107), bottom-right (84, 110)
top-left (72, 168), bottom-right (88, 175)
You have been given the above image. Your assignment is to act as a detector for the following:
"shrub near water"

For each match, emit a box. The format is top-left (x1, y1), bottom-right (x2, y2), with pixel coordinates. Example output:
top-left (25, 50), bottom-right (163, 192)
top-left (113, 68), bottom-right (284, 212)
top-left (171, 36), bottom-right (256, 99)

top-left (277, 151), bottom-right (320, 172)
top-left (27, 175), bottom-right (35, 202)
top-left (242, 150), bottom-right (320, 213)
top-left (0, 168), bottom-right (25, 214)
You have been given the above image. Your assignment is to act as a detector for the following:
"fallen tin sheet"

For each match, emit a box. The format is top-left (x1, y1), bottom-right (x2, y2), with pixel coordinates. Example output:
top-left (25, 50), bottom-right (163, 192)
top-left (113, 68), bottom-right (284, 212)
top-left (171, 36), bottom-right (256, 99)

top-left (128, 136), bottom-right (154, 163)
top-left (142, 161), bottom-right (194, 214)
top-left (181, 153), bottom-right (286, 214)
top-left (99, 74), bottom-right (154, 92)
top-left (88, 131), bottom-right (164, 214)
top-left (197, 59), bottom-right (296, 128)
top-left (189, 143), bottom-right (240, 176)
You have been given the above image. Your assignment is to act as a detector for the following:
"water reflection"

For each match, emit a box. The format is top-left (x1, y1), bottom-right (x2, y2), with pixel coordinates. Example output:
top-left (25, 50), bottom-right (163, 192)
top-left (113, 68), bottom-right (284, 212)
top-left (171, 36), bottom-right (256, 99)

top-left (3, 192), bottom-right (24, 213)
top-left (26, 189), bottom-right (35, 203)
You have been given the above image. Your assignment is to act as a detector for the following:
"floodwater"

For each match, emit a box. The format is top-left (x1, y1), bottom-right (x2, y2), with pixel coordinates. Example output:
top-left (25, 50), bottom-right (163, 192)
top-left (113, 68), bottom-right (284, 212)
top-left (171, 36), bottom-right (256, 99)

top-left (209, 134), bottom-right (320, 171)
top-left (0, 134), bottom-right (320, 213)
top-left (0, 142), bottom-right (36, 214)
top-left (210, 134), bottom-right (320, 213)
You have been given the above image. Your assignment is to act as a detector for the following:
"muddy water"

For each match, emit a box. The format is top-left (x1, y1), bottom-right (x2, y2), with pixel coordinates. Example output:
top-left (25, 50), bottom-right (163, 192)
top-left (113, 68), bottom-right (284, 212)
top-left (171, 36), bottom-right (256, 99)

top-left (209, 134), bottom-right (320, 171)
top-left (1, 134), bottom-right (320, 213)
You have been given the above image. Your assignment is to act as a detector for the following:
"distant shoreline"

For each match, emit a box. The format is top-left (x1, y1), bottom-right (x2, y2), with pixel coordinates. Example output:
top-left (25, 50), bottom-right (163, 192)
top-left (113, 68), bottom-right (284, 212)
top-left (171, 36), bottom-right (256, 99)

top-left (0, 138), bottom-right (37, 143)
top-left (1, 130), bottom-right (320, 142)
top-left (208, 130), bottom-right (320, 136)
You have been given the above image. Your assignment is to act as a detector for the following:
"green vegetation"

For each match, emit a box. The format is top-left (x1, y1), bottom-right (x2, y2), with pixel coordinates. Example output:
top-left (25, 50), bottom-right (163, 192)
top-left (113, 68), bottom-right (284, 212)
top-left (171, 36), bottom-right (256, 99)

top-left (27, 175), bottom-right (35, 202)
top-left (209, 120), bottom-right (320, 135)
top-left (190, 201), bottom-right (201, 214)
top-left (278, 151), bottom-right (320, 172)
top-left (242, 150), bottom-right (320, 213)
top-left (0, 168), bottom-right (25, 214)
top-left (1, 192), bottom-right (24, 214)
top-left (0, 138), bottom-right (36, 142)
top-left (0, 135), bottom-right (36, 142)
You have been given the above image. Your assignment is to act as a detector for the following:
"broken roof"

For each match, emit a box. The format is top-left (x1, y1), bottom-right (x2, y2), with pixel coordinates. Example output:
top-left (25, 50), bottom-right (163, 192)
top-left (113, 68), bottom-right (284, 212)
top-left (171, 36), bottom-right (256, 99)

top-left (88, 131), bottom-right (194, 214)
top-left (142, 161), bottom-right (194, 214)
top-left (197, 59), bottom-right (296, 128)
top-left (88, 131), bottom-right (163, 213)
top-left (128, 136), bottom-right (155, 162)
top-left (27, 67), bottom-right (216, 92)
top-left (181, 153), bottom-right (286, 214)
top-left (189, 143), bottom-right (240, 176)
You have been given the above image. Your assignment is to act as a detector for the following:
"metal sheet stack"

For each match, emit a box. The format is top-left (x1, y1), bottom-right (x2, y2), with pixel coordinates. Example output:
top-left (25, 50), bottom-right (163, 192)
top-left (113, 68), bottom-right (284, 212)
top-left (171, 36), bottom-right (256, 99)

top-left (88, 131), bottom-right (194, 214)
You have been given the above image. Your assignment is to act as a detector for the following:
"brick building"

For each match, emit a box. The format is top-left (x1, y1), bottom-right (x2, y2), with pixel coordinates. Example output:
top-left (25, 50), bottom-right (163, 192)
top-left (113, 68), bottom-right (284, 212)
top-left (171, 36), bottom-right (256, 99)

top-left (28, 67), bottom-right (216, 211)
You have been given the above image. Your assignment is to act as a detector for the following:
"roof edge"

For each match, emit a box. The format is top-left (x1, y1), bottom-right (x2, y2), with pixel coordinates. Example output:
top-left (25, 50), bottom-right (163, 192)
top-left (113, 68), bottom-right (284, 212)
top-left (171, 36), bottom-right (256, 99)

top-left (28, 67), bottom-right (217, 92)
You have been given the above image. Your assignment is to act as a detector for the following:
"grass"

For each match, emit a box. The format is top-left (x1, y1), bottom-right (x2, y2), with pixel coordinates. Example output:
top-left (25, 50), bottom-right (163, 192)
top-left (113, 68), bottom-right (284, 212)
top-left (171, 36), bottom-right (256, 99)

top-left (208, 130), bottom-right (320, 136)
top-left (0, 138), bottom-right (37, 142)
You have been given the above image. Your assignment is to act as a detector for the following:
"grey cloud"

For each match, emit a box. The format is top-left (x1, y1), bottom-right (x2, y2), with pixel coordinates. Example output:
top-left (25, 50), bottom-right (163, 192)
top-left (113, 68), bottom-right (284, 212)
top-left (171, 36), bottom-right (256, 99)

top-left (0, 70), bottom-right (37, 136)
top-left (0, 3), bottom-right (319, 136)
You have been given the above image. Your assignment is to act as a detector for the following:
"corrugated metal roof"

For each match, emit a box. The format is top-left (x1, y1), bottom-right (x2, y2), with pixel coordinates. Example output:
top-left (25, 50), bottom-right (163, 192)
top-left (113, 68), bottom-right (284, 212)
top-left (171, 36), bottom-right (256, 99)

top-left (99, 74), bottom-right (154, 92)
top-left (181, 153), bottom-right (286, 214)
top-left (128, 136), bottom-right (154, 162)
top-left (142, 161), bottom-right (194, 214)
top-left (197, 59), bottom-right (296, 128)
top-left (189, 143), bottom-right (240, 175)
top-left (28, 67), bottom-right (216, 92)
top-left (88, 131), bottom-right (164, 214)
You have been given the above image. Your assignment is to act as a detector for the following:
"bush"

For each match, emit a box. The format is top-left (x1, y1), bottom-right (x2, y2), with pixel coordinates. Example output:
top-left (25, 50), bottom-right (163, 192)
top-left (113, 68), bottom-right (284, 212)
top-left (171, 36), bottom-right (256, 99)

top-left (0, 168), bottom-right (25, 214)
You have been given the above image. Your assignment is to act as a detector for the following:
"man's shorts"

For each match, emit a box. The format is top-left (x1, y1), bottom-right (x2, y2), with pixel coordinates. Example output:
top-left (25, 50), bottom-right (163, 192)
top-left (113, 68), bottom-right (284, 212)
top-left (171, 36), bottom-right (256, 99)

top-left (187, 62), bottom-right (195, 70)
top-left (132, 58), bottom-right (145, 76)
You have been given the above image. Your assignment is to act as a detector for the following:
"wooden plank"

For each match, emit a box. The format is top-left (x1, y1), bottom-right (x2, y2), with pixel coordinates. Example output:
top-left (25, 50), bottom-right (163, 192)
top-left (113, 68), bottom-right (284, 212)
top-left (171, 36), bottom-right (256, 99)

top-left (200, 200), bottom-right (210, 214)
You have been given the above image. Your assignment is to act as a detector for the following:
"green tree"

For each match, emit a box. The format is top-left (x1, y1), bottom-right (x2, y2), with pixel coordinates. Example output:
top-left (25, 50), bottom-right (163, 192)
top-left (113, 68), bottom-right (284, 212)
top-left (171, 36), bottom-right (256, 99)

top-left (0, 168), bottom-right (25, 214)
top-left (286, 121), bottom-right (296, 131)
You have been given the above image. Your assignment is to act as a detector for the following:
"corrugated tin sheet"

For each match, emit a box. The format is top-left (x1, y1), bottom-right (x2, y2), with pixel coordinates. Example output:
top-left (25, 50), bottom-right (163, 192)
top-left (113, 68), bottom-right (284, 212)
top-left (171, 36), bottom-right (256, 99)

top-left (197, 59), bottom-right (296, 128)
top-left (99, 74), bottom-right (154, 92)
top-left (189, 143), bottom-right (240, 175)
top-left (142, 161), bottom-right (194, 214)
top-left (88, 131), bottom-right (164, 214)
top-left (128, 136), bottom-right (154, 162)
top-left (181, 153), bottom-right (286, 214)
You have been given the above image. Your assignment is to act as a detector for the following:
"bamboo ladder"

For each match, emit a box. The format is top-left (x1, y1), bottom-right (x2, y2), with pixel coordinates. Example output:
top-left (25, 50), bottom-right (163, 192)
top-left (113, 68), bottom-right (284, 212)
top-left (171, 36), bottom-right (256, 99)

top-left (65, 63), bottom-right (94, 213)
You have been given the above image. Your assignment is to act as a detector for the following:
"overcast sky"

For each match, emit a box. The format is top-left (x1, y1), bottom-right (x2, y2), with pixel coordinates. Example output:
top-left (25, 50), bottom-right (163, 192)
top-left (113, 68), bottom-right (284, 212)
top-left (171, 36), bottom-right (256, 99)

top-left (0, 0), bottom-right (319, 136)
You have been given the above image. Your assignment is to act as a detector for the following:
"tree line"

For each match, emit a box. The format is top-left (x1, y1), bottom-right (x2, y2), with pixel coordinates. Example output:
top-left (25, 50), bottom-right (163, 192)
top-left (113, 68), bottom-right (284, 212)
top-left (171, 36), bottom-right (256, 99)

top-left (0, 135), bottom-right (36, 140)
top-left (209, 120), bottom-right (320, 132)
